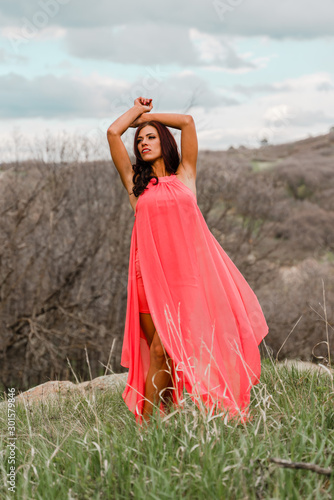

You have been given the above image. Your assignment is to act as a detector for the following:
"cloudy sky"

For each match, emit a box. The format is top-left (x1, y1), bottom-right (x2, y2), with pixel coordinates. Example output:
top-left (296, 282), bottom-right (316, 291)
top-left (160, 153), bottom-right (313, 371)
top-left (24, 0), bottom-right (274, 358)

top-left (0, 0), bottom-right (334, 161)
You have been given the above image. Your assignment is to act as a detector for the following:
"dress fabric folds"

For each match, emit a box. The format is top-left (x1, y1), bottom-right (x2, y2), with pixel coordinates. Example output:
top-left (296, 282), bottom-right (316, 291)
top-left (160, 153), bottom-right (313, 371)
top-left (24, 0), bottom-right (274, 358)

top-left (120, 173), bottom-right (269, 424)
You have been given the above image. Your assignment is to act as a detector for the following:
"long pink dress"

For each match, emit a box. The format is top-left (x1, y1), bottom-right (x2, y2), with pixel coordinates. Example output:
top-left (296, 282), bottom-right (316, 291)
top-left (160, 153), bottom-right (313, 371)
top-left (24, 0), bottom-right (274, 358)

top-left (120, 173), bottom-right (269, 424)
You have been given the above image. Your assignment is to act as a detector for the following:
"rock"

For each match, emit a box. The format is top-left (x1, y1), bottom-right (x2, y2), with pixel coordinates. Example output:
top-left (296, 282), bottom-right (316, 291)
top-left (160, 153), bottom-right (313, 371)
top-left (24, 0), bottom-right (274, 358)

top-left (1, 372), bottom-right (128, 406)
top-left (279, 359), bottom-right (333, 377)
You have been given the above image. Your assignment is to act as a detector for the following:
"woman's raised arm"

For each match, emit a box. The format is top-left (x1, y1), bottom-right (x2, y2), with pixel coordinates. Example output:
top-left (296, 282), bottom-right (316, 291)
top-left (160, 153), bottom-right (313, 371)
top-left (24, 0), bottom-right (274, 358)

top-left (106, 98), bottom-right (152, 193)
top-left (130, 111), bottom-right (190, 130)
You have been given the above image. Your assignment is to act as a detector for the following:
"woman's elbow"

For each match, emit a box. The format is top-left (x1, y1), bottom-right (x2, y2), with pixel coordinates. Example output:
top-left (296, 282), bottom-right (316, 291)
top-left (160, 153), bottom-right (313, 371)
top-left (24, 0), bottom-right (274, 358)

top-left (107, 127), bottom-right (118, 137)
top-left (185, 115), bottom-right (194, 125)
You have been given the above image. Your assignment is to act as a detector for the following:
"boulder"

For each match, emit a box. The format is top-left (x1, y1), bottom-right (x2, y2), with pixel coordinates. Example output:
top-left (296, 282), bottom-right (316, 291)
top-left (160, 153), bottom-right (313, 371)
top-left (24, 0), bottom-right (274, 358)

top-left (1, 372), bottom-right (128, 406)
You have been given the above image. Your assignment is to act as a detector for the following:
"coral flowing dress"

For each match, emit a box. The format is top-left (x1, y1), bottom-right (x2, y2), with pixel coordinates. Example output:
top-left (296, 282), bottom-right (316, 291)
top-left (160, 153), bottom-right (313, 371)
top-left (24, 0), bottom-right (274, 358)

top-left (120, 173), bottom-right (269, 424)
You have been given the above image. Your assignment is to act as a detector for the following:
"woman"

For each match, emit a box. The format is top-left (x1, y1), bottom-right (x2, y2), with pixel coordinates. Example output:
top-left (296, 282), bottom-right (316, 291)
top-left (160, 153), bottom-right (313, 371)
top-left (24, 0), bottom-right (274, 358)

top-left (107, 97), bottom-right (269, 425)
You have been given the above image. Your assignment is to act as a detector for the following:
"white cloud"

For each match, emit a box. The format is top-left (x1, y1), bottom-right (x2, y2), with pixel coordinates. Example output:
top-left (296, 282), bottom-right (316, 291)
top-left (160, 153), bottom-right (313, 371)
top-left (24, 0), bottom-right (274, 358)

top-left (0, 72), bottom-right (127, 119)
top-left (0, 46), bottom-right (29, 63)
top-left (233, 73), bottom-right (334, 97)
top-left (280, 73), bottom-right (334, 91)
top-left (189, 28), bottom-right (256, 71)
top-left (2, 24), bottom-right (66, 40)
top-left (0, 2), bottom-right (333, 159)
top-left (61, 25), bottom-right (255, 70)
top-left (191, 72), bottom-right (334, 148)
top-left (233, 82), bottom-right (292, 97)
top-left (283, 108), bottom-right (334, 127)
top-left (1, 0), bottom-right (334, 39)
top-left (64, 24), bottom-right (199, 65)
top-left (0, 70), bottom-right (228, 119)
top-left (317, 81), bottom-right (334, 91)
top-left (1, 71), bottom-right (332, 155)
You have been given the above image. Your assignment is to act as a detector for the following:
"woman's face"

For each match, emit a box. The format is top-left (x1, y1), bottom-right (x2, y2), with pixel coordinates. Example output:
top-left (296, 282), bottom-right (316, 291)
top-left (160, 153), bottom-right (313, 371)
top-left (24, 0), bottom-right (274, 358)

top-left (136, 125), bottom-right (162, 162)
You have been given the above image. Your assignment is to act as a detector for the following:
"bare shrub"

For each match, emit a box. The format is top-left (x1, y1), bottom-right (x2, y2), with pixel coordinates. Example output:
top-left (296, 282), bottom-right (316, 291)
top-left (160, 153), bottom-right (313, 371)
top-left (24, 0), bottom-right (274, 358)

top-left (260, 259), bottom-right (334, 361)
top-left (0, 160), bottom-right (133, 390)
top-left (272, 155), bottom-right (334, 201)
top-left (274, 202), bottom-right (334, 253)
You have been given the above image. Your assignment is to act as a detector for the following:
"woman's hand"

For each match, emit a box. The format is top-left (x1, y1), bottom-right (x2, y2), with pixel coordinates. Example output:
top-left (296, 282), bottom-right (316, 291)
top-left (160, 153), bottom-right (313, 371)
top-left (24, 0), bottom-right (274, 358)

top-left (107, 97), bottom-right (153, 136)
top-left (129, 98), bottom-right (153, 127)
top-left (134, 97), bottom-right (153, 114)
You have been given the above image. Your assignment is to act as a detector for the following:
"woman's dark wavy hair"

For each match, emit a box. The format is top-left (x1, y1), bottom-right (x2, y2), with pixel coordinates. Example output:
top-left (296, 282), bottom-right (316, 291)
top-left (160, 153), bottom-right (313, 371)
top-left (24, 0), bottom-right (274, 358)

top-left (131, 120), bottom-right (180, 197)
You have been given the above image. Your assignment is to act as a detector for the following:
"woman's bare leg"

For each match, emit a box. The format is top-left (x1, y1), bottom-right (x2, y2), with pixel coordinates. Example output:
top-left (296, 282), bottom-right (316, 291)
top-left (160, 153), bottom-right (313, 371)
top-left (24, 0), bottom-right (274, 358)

top-left (142, 345), bottom-right (173, 422)
top-left (139, 313), bottom-right (174, 422)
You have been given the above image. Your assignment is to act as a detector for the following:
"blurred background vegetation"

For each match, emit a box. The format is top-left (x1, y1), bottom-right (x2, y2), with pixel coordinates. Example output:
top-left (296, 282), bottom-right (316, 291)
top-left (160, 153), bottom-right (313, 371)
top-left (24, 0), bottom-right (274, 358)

top-left (1, 129), bottom-right (334, 391)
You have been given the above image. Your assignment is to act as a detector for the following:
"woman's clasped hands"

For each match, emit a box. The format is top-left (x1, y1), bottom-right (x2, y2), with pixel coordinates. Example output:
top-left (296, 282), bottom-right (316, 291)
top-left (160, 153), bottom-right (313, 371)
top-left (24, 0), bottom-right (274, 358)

top-left (129, 97), bottom-right (153, 128)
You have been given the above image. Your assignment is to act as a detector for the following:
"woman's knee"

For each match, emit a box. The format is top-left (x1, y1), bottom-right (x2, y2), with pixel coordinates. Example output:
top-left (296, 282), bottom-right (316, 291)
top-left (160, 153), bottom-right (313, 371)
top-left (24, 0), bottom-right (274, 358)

top-left (150, 332), bottom-right (167, 365)
top-left (139, 313), bottom-right (156, 346)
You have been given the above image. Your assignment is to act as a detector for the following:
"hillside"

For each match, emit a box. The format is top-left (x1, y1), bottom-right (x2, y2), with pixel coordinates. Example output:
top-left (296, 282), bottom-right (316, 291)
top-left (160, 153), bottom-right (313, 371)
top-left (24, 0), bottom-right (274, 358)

top-left (0, 130), bottom-right (333, 392)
